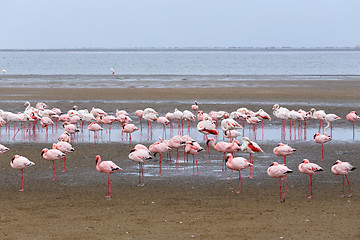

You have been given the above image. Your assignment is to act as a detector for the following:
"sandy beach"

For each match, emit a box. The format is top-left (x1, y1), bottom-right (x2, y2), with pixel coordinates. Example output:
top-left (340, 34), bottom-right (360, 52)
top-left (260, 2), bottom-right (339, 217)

top-left (0, 76), bottom-right (360, 239)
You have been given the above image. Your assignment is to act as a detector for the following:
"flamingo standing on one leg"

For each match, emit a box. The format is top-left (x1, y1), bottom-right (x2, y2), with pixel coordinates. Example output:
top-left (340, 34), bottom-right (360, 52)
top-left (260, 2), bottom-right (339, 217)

top-left (207, 138), bottom-right (231, 171)
top-left (346, 111), bottom-right (359, 140)
top-left (331, 160), bottom-right (356, 198)
top-left (10, 155), bottom-right (35, 191)
top-left (52, 141), bottom-right (75, 172)
top-left (313, 120), bottom-right (332, 161)
top-left (135, 110), bottom-right (144, 132)
top-left (110, 68), bottom-right (115, 78)
top-left (96, 155), bottom-right (122, 198)
top-left (267, 162), bottom-right (293, 203)
top-left (240, 137), bottom-right (263, 177)
top-left (273, 104), bottom-right (289, 140)
top-left (41, 148), bottom-right (66, 181)
top-left (225, 153), bottom-right (252, 193)
top-left (149, 141), bottom-right (171, 175)
top-left (157, 117), bottom-right (170, 139)
top-left (298, 159), bottom-right (323, 198)
top-left (273, 143), bottom-right (296, 165)
top-left (129, 148), bottom-right (152, 186)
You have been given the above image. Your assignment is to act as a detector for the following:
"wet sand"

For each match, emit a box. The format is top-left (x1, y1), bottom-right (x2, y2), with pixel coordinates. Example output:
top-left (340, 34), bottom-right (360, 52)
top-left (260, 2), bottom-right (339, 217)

top-left (1, 77), bottom-right (360, 239)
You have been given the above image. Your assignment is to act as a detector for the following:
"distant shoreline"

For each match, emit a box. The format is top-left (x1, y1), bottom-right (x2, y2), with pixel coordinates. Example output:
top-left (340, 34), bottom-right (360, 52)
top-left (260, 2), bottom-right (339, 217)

top-left (0, 47), bottom-right (359, 52)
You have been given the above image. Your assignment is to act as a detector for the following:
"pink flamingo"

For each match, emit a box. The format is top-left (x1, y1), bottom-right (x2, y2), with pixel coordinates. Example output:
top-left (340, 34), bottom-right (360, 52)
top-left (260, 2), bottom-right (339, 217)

top-left (122, 123), bottom-right (139, 148)
top-left (90, 107), bottom-right (107, 117)
top-left (10, 155), bottom-right (35, 191)
top-left (53, 141), bottom-right (75, 172)
top-left (149, 141), bottom-right (171, 175)
top-left (96, 155), bottom-right (122, 198)
top-left (224, 129), bottom-right (242, 140)
top-left (185, 140), bottom-right (204, 175)
top-left (99, 115), bottom-right (116, 133)
top-left (225, 153), bottom-right (252, 193)
top-left (310, 108), bottom-right (326, 133)
top-left (273, 104), bottom-right (289, 140)
top-left (267, 162), bottom-right (293, 203)
top-left (287, 110), bottom-right (304, 140)
top-left (129, 148), bottom-right (152, 186)
top-left (197, 120), bottom-right (218, 162)
top-left (58, 131), bottom-right (70, 142)
top-left (41, 148), bottom-right (66, 181)
top-left (110, 68), bottom-right (115, 78)
top-left (273, 143), bottom-right (296, 165)
top-left (313, 121), bottom-right (332, 161)
top-left (221, 118), bottom-right (243, 141)
top-left (40, 116), bottom-right (54, 140)
top-left (143, 112), bottom-right (158, 140)
top-left (207, 138), bottom-right (230, 171)
top-left (0, 144), bottom-right (10, 154)
top-left (88, 122), bottom-right (104, 145)
top-left (166, 135), bottom-right (184, 166)
top-left (240, 137), bottom-right (263, 177)
top-left (135, 110), bottom-right (144, 131)
top-left (325, 113), bottom-right (341, 137)
top-left (254, 109), bottom-right (271, 140)
top-left (182, 110), bottom-right (196, 134)
top-left (298, 159), bottom-right (323, 198)
top-left (157, 116), bottom-right (170, 138)
top-left (191, 101), bottom-right (198, 112)
top-left (346, 111), bottom-right (359, 140)
top-left (331, 160), bottom-right (356, 198)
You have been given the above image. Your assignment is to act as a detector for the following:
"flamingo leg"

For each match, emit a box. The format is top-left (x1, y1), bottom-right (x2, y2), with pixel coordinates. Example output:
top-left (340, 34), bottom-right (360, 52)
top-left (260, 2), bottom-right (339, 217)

top-left (321, 143), bottom-right (324, 161)
top-left (345, 175), bottom-right (352, 198)
top-left (52, 160), bottom-right (56, 181)
top-left (196, 155), bottom-right (199, 175)
top-left (20, 169), bottom-right (24, 191)
top-left (353, 122), bottom-right (355, 140)
top-left (62, 156), bottom-right (66, 172)
top-left (192, 155), bottom-right (195, 175)
top-left (279, 178), bottom-right (282, 202)
top-left (106, 173), bottom-right (112, 198)
top-left (282, 178), bottom-right (289, 202)
top-left (308, 175), bottom-right (313, 198)
top-left (159, 153), bottom-right (162, 175)
top-left (341, 175), bottom-right (345, 198)
top-left (236, 171), bottom-right (241, 193)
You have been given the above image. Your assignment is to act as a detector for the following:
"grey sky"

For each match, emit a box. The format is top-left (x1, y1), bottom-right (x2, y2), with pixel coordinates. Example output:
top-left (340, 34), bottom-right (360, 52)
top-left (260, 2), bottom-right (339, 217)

top-left (1, 0), bottom-right (359, 49)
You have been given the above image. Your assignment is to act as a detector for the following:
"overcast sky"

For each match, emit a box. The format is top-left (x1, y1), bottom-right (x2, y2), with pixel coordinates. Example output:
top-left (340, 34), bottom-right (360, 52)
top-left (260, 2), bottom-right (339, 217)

top-left (1, 0), bottom-right (359, 49)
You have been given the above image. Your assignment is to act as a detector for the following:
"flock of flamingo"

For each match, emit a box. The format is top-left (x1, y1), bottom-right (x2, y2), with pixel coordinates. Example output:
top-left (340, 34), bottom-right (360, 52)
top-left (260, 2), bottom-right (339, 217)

top-left (0, 100), bottom-right (357, 202)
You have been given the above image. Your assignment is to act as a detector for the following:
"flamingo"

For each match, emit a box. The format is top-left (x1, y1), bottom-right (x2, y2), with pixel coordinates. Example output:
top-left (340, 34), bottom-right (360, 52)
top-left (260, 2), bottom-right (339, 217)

top-left (135, 110), bottom-right (144, 131)
top-left (287, 110), bottom-right (304, 140)
top-left (197, 120), bottom-right (218, 161)
top-left (167, 135), bottom-right (185, 167)
top-left (149, 141), bottom-right (171, 175)
top-left (254, 109), bottom-right (271, 139)
top-left (310, 108), bottom-right (326, 133)
top-left (40, 116), bottom-right (54, 139)
top-left (157, 116), bottom-right (170, 138)
top-left (122, 123), bottom-right (139, 148)
top-left (221, 118), bottom-right (242, 141)
top-left (267, 162), bottom-right (293, 203)
top-left (224, 129), bottom-right (242, 140)
top-left (191, 101), bottom-right (198, 112)
top-left (185, 140), bottom-right (204, 175)
top-left (173, 108), bottom-right (183, 134)
top-left (129, 148), bottom-right (152, 186)
top-left (346, 111), bottom-right (359, 140)
top-left (273, 143), bottom-right (296, 165)
top-left (1, 68), bottom-right (6, 74)
top-left (53, 141), bottom-right (75, 172)
top-left (110, 68), bottom-right (115, 78)
top-left (96, 155), bottom-right (122, 198)
top-left (225, 153), bottom-right (252, 193)
top-left (58, 131), bottom-right (70, 142)
top-left (313, 120), bottom-right (332, 161)
top-left (0, 144), bottom-right (10, 154)
top-left (88, 122), bottom-right (104, 146)
top-left (331, 160), bottom-right (356, 198)
top-left (10, 155), bottom-right (35, 191)
top-left (207, 138), bottom-right (230, 171)
top-left (273, 104), bottom-right (289, 140)
top-left (41, 148), bottom-right (66, 181)
top-left (90, 107), bottom-right (107, 117)
top-left (298, 159), bottom-right (323, 198)
top-left (182, 110), bottom-right (196, 134)
top-left (325, 113), bottom-right (341, 137)
top-left (240, 137), bottom-right (263, 177)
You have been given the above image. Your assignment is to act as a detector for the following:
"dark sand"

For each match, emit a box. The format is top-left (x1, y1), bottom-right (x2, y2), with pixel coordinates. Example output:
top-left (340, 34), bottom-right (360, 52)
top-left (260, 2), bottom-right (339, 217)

top-left (1, 78), bottom-right (360, 239)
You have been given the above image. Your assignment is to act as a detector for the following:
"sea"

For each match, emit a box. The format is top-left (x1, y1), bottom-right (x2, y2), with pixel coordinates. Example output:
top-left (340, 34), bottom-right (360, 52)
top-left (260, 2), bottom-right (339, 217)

top-left (1, 49), bottom-right (360, 76)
